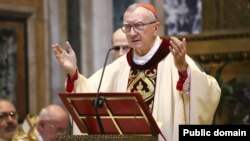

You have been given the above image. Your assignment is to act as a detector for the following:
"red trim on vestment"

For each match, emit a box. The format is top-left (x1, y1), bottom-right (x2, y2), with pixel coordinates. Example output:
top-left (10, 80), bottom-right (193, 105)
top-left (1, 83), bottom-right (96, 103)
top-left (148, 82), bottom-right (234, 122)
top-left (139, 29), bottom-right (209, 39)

top-left (66, 69), bottom-right (78, 93)
top-left (176, 69), bottom-right (188, 91)
top-left (126, 38), bottom-right (170, 70)
top-left (127, 38), bottom-right (187, 91)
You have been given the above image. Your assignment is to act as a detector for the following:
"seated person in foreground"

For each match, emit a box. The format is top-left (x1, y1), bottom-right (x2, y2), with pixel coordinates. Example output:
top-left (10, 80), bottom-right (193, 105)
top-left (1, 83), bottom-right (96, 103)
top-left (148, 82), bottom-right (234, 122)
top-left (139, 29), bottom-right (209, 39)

top-left (13, 104), bottom-right (69, 141)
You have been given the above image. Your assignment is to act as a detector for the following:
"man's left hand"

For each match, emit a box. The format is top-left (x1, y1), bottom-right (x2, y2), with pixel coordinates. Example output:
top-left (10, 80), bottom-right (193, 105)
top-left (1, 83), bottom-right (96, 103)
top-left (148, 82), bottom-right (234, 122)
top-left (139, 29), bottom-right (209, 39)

top-left (169, 36), bottom-right (188, 73)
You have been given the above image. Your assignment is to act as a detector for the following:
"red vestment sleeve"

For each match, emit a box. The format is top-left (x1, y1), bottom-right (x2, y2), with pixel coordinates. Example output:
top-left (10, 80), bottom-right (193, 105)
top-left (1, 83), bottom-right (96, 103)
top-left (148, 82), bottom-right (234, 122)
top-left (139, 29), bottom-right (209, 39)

top-left (176, 69), bottom-right (188, 91)
top-left (66, 69), bottom-right (78, 93)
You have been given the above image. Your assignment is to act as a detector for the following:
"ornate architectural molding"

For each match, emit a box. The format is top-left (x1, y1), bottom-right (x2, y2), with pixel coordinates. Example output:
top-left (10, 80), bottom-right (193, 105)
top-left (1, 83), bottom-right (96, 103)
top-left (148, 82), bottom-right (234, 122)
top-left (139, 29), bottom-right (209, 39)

top-left (177, 29), bottom-right (250, 63)
top-left (186, 30), bottom-right (250, 42)
top-left (192, 51), bottom-right (250, 63)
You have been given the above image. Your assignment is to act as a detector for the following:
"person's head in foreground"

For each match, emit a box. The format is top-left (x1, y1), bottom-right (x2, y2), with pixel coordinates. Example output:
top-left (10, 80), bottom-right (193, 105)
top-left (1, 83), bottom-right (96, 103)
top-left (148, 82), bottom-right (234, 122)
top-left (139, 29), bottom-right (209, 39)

top-left (0, 99), bottom-right (18, 141)
top-left (36, 104), bottom-right (69, 141)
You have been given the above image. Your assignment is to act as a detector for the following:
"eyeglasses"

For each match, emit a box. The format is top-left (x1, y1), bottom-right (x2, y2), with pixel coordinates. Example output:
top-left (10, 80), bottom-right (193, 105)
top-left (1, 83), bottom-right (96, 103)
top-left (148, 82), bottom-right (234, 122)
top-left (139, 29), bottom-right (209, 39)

top-left (0, 111), bottom-right (17, 121)
top-left (112, 46), bottom-right (131, 52)
top-left (121, 21), bottom-right (157, 33)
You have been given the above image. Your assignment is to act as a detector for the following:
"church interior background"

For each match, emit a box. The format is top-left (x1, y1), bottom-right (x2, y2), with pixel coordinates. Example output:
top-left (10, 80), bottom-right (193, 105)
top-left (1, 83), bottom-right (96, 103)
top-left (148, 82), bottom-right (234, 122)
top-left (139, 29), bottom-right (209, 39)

top-left (0, 0), bottom-right (250, 124)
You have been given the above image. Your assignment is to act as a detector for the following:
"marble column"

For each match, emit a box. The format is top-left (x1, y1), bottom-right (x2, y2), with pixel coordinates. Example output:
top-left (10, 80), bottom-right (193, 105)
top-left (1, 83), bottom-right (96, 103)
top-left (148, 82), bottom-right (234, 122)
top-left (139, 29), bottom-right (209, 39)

top-left (48, 0), bottom-right (68, 106)
top-left (79, 0), bottom-right (113, 77)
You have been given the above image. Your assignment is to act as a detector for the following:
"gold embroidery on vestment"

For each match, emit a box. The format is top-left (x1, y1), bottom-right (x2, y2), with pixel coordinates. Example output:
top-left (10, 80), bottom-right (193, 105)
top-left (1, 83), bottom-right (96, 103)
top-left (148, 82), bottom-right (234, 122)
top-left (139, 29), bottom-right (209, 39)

top-left (127, 69), bottom-right (157, 100)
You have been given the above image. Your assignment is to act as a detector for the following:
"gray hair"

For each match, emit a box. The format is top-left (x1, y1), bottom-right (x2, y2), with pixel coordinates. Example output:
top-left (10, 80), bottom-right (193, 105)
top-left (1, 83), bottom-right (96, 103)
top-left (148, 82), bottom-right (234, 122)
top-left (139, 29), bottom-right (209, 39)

top-left (124, 3), bottom-right (157, 22)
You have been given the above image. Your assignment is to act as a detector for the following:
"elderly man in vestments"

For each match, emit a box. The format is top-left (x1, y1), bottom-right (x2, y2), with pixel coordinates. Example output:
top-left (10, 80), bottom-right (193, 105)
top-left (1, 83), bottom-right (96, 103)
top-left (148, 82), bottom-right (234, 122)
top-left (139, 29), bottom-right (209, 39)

top-left (52, 2), bottom-right (221, 141)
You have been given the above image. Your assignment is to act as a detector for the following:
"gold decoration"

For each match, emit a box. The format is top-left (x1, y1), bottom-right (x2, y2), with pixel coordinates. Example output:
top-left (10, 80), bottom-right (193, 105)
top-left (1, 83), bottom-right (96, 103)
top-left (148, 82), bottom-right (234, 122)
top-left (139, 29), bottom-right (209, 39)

top-left (12, 114), bottom-right (38, 141)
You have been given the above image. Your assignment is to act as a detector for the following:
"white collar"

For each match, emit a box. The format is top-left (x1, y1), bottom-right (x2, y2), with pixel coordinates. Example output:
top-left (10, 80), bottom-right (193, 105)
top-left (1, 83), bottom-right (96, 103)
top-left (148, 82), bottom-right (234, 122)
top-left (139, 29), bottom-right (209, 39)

top-left (133, 36), bottom-right (162, 65)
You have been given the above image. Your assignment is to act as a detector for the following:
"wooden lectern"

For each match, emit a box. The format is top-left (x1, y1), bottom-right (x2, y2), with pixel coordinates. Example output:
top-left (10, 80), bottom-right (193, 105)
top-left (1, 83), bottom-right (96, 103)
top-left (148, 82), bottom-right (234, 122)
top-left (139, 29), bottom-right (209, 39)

top-left (58, 93), bottom-right (161, 141)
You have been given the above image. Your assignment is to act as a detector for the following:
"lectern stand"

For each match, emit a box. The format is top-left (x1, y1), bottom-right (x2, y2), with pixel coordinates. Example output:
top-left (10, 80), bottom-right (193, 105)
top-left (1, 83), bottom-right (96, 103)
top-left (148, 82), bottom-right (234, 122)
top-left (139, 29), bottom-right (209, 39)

top-left (58, 93), bottom-right (161, 141)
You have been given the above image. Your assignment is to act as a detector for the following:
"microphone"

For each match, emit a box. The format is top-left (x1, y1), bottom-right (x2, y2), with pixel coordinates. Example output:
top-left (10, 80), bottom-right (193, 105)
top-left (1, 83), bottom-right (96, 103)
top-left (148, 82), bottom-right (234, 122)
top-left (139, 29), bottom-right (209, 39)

top-left (93, 46), bottom-right (120, 108)
top-left (93, 46), bottom-right (120, 134)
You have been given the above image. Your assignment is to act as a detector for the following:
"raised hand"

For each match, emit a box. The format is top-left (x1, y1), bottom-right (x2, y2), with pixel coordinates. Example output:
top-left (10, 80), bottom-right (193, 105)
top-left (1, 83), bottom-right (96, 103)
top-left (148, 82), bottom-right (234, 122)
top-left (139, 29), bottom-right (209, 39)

top-left (52, 41), bottom-right (77, 77)
top-left (169, 36), bottom-right (188, 73)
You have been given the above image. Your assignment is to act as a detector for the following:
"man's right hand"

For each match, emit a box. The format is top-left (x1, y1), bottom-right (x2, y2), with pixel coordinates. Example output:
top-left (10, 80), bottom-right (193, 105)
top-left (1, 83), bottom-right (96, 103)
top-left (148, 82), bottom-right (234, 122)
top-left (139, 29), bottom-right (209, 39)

top-left (52, 41), bottom-right (77, 77)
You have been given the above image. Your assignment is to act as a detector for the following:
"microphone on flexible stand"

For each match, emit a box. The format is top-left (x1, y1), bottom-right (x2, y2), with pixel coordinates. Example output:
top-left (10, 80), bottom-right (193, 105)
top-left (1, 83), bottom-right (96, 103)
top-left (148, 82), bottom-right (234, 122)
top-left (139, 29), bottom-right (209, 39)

top-left (93, 46), bottom-right (120, 134)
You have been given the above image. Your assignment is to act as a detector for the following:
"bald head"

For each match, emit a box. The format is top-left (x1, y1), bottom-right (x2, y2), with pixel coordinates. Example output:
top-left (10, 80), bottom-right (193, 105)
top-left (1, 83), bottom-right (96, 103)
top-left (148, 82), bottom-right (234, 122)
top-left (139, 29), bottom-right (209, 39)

top-left (38, 104), bottom-right (68, 121)
top-left (37, 104), bottom-right (69, 141)
top-left (0, 99), bottom-right (18, 141)
top-left (112, 28), bottom-right (131, 59)
top-left (112, 28), bottom-right (127, 44)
